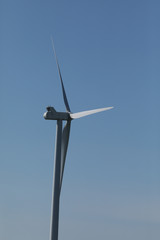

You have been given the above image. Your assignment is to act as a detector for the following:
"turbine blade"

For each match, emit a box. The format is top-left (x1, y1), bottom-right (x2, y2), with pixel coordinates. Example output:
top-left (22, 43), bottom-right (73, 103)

top-left (51, 37), bottom-right (71, 112)
top-left (60, 120), bottom-right (71, 191)
top-left (70, 107), bottom-right (113, 119)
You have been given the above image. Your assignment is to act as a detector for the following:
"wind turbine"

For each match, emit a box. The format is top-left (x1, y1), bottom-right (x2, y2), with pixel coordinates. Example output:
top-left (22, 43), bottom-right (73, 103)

top-left (43, 40), bottom-right (113, 240)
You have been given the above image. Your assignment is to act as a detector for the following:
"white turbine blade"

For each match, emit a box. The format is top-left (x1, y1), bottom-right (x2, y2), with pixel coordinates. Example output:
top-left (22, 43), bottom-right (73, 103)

top-left (70, 107), bottom-right (113, 119)
top-left (51, 36), bottom-right (71, 113)
top-left (60, 120), bottom-right (71, 191)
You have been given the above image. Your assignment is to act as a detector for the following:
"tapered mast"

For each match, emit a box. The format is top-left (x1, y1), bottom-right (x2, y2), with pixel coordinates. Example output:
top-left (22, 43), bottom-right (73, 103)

top-left (50, 120), bottom-right (62, 240)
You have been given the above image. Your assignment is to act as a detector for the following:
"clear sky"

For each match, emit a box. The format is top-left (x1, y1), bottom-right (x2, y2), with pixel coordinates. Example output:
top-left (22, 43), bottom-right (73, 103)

top-left (0, 0), bottom-right (160, 239)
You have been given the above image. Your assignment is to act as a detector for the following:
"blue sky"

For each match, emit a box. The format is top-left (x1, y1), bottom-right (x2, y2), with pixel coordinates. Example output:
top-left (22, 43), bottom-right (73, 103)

top-left (0, 0), bottom-right (160, 239)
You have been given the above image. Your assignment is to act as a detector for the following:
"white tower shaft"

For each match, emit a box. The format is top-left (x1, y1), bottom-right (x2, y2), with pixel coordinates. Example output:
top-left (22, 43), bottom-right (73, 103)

top-left (50, 120), bottom-right (62, 240)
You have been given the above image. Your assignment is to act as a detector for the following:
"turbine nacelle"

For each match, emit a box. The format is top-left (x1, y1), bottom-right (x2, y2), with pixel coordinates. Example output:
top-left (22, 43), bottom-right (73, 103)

top-left (44, 106), bottom-right (70, 120)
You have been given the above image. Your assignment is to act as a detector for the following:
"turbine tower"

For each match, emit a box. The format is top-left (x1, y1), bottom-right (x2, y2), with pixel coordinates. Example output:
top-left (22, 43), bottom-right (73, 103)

top-left (44, 40), bottom-right (113, 240)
